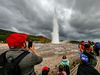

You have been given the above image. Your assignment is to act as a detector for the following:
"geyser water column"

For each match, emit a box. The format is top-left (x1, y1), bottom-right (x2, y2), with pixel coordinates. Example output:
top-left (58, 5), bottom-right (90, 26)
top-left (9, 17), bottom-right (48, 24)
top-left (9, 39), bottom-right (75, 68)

top-left (51, 0), bottom-right (76, 44)
top-left (51, 9), bottom-right (60, 44)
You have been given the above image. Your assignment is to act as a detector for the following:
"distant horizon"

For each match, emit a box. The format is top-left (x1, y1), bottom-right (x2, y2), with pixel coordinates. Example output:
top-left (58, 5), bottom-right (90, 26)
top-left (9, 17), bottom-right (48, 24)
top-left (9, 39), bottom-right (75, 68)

top-left (1, 28), bottom-right (100, 42)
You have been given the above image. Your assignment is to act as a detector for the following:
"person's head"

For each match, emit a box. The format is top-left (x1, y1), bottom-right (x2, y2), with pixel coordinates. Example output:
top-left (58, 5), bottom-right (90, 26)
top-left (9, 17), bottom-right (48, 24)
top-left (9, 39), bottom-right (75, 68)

top-left (91, 42), bottom-right (94, 45)
top-left (62, 55), bottom-right (67, 59)
top-left (42, 66), bottom-right (50, 75)
top-left (6, 33), bottom-right (28, 49)
top-left (84, 44), bottom-right (91, 53)
top-left (80, 41), bottom-right (85, 45)
top-left (58, 65), bottom-right (64, 72)
top-left (88, 40), bottom-right (91, 44)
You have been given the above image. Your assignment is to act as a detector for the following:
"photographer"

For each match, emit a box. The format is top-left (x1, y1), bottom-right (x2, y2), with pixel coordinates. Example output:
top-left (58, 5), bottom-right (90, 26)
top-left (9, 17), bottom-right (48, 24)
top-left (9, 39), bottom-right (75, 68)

top-left (5, 33), bottom-right (42, 75)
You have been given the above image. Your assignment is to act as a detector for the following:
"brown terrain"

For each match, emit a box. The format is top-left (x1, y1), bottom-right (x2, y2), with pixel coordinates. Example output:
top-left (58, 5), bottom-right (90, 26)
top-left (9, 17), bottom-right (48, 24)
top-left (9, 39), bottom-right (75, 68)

top-left (33, 43), bottom-right (79, 75)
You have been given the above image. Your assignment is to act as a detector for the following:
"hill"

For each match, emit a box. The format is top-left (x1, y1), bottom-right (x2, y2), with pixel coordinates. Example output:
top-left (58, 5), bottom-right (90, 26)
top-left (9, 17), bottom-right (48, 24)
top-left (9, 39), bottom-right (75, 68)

top-left (0, 29), bottom-right (51, 43)
top-left (0, 29), bottom-right (13, 34)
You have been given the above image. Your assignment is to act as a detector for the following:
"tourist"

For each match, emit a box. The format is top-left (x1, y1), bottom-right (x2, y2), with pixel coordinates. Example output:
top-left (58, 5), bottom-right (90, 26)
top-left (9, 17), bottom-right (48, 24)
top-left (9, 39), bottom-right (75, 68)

top-left (40, 66), bottom-right (50, 75)
top-left (88, 40), bottom-right (94, 52)
top-left (59, 55), bottom-right (70, 75)
top-left (79, 41), bottom-right (85, 53)
top-left (83, 43), bottom-right (97, 67)
top-left (5, 33), bottom-right (42, 75)
top-left (94, 42), bottom-right (100, 56)
top-left (77, 53), bottom-right (100, 75)
top-left (57, 65), bottom-right (67, 75)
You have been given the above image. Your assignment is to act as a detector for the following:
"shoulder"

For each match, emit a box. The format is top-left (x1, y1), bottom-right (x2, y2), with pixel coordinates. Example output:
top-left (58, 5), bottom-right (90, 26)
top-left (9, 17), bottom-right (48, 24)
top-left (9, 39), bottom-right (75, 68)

top-left (6, 50), bottom-right (23, 58)
top-left (6, 49), bottom-right (33, 60)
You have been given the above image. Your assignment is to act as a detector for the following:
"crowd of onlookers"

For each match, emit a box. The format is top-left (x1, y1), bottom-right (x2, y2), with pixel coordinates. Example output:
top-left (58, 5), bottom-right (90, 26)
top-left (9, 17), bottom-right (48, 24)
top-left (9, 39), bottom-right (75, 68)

top-left (77, 40), bottom-right (100, 75)
top-left (35, 40), bottom-right (100, 75)
top-left (79, 40), bottom-right (100, 56)
top-left (0, 33), bottom-right (100, 75)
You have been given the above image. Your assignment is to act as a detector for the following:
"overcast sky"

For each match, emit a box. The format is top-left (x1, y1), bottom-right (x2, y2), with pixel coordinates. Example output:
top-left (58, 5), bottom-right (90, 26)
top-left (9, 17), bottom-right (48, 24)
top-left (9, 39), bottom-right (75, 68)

top-left (0, 0), bottom-right (100, 41)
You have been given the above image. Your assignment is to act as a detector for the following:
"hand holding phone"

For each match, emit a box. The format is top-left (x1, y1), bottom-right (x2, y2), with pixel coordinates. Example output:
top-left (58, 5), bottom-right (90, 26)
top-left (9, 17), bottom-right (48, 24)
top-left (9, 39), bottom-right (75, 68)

top-left (28, 41), bottom-right (33, 48)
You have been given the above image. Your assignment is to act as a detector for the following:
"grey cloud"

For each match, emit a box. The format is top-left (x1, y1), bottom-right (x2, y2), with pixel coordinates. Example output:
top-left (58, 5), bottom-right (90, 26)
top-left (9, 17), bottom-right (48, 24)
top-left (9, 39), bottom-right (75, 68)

top-left (0, 0), bottom-right (100, 41)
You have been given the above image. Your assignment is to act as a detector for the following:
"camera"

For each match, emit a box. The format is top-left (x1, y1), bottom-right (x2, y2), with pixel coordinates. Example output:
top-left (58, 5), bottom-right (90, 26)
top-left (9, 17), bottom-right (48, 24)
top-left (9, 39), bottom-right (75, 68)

top-left (28, 41), bottom-right (33, 48)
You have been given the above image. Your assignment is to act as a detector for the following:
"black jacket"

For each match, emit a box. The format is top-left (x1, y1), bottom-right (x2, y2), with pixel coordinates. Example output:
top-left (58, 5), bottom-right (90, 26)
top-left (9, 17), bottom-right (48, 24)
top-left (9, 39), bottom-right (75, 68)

top-left (77, 64), bottom-right (100, 75)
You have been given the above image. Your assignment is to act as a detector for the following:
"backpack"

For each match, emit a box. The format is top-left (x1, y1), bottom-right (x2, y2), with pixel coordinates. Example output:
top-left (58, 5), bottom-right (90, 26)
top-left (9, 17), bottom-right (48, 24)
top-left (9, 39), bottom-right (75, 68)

top-left (0, 50), bottom-right (29, 75)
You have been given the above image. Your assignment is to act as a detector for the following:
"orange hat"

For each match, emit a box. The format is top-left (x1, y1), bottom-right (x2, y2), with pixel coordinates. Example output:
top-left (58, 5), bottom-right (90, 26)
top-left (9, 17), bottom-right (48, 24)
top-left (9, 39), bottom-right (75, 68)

top-left (42, 66), bottom-right (49, 71)
top-left (6, 33), bottom-right (28, 48)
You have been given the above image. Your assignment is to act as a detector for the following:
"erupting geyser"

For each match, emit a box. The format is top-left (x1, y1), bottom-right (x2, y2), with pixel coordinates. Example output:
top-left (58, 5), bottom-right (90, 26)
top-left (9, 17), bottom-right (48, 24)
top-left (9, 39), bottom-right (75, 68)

top-left (51, 9), bottom-right (60, 44)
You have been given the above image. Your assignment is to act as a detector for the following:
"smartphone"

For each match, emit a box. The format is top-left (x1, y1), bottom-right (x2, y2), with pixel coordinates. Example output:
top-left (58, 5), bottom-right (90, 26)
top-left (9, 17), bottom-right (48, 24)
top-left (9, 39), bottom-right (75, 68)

top-left (28, 41), bottom-right (33, 48)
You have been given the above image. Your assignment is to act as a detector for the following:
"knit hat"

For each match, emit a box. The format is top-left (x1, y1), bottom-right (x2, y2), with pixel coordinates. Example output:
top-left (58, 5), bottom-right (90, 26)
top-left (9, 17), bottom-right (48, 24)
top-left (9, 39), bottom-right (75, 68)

top-left (42, 66), bottom-right (49, 71)
top-left (6, 33), bottom-right (28, 48)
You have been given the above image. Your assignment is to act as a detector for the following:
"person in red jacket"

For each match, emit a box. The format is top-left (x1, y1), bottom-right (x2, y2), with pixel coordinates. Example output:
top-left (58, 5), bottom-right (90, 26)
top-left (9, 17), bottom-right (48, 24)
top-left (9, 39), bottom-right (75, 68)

top-left (79, 41), bottom-right (85, 52)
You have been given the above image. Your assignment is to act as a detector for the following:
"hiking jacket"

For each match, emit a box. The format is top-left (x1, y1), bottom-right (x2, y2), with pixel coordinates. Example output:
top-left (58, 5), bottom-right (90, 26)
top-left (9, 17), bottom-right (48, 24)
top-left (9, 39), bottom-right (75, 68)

top-left (6, 49), bottom-right (42, 75)
top-left (77, 63), bottom-right (100, 75)
top-left (60, 59), bottom-right (70, 75)
top-left (60, 59), bottom-right (70, 66)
